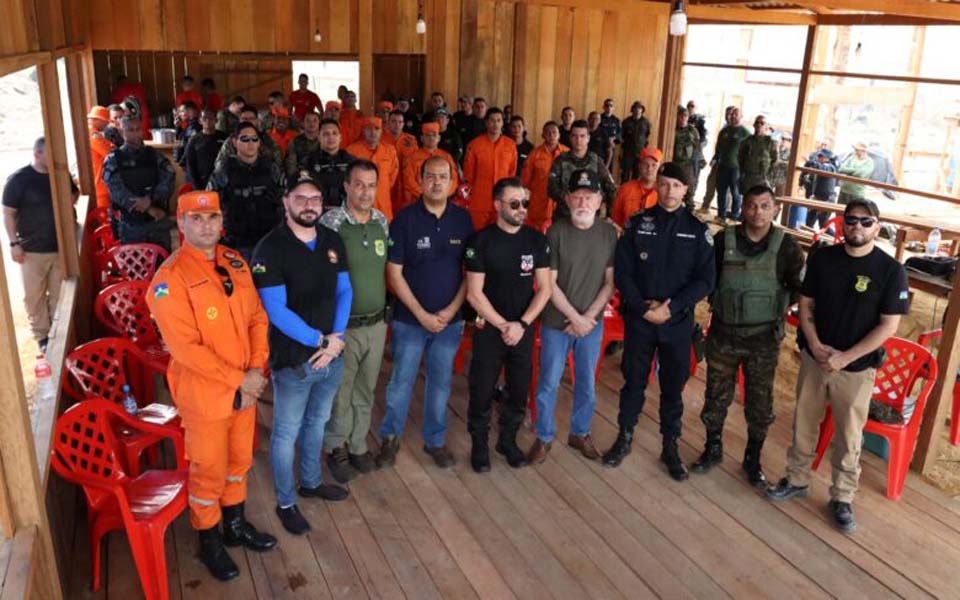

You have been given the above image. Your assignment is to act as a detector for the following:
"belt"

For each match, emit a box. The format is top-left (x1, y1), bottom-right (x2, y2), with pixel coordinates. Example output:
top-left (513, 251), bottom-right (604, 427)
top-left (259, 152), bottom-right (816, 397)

top-left (348, 309), bottom-right (385, 328)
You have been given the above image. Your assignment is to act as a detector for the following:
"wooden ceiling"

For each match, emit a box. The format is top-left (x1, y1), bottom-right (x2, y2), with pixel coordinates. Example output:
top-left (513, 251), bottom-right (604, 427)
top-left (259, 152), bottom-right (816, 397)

top-left (687, 0), bottom-right (960, 24)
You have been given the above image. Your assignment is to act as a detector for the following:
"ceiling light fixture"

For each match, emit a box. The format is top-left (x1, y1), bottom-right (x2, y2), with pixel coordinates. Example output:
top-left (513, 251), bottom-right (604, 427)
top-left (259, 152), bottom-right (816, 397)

top-left (669, 0), bottom-right (687, 36)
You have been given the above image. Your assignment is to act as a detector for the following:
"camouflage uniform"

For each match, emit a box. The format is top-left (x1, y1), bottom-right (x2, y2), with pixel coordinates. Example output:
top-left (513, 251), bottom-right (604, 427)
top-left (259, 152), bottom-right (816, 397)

top-left (672, 125), bottom-right (702, 210)
top-left (737, 134), bottom-right (778, 193)
top-left (215, 109), bottom-right (239, 135)
top-left (547, 150), bottom-right (617, 219)
top-left (284, 134), bottom-right (322, 181)
top-left (771, 146), bottom-right (791, 197)
top-left (213, 131), bottom-right (283, 173)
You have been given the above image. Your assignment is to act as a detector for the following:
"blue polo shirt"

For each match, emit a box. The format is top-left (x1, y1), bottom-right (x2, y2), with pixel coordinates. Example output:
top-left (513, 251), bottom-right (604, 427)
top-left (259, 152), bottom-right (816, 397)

top-left (388, 198), bottom-right (475, 326)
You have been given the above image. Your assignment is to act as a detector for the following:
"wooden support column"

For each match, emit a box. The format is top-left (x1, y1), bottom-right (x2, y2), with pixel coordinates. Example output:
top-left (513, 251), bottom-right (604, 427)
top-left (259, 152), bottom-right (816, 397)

top-left (358, 0), bottom-right (374, 113)
top-left (892, 26), bottom-right (925, 183)
top-left (657, 32), bottom-right (686, 159)
top-left (37, 62), bottom-right (80, 279)
top-left (781, 25), bottom-right (816, 225)
top-left (66, 53), bottom-right (94, 201)
top-left (914, 280), bottom-right (960, 474)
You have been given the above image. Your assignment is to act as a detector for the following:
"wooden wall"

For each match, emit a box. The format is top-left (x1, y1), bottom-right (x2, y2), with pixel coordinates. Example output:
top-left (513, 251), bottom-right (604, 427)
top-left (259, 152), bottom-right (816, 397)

top-left (1, 0), bottom-right (89, 61)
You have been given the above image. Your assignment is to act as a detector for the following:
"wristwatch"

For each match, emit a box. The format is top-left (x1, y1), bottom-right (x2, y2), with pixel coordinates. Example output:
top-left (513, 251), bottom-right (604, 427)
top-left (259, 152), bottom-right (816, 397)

top-left (519, 319), bottom-right (530, 330)
top-left (9, 240), bottom-right (21, 248)
top-left (318, 336), bottom-right (330, 350)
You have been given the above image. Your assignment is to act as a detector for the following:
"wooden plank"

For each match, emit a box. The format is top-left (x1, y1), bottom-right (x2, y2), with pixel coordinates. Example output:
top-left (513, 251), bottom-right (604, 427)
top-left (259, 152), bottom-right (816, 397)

top-left (795, 166), bottom-right (960, 206)
top-left (1, 525), bottom-right (37, 600)
top-left (688, 5), bottom-right (817, 24)
top-left (358, 0), bottom-right (373, 111)
top-left (783, 26), bottom-right (816, 199)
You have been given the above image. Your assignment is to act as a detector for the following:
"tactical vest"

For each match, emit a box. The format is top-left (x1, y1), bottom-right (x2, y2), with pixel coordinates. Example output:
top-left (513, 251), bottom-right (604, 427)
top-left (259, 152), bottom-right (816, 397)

top-left (222, 158), bottom-right (282, 249)
top-left (674, 127), bottom-right (697, 163)
top-left (118, 146), bottom-right (159, 197)
top-left (741, 137), bottom-right (774, 182)
top-left (712, 227), bottom-right (790, 327)
top-left (306, 150), bottom-right (351, 208)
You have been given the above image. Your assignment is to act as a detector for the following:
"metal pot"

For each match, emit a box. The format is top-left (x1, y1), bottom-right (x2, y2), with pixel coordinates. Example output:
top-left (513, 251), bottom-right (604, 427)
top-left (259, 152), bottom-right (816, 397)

top-left (150, 128), bottom-right (177, 144)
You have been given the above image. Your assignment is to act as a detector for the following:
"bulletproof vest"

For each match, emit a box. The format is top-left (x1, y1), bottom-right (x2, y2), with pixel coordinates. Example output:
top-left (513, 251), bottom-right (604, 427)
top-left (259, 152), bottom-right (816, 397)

top-left (742, 137), bottom-right (773, 177)
top-left (674, 127), bottom-right (697, 163)
top-left (222, 158), bottom-right (282, 248)
top-left (712, 227), bottom-right (790, 326)
top-left (117, 146), bottom-right (159, 196)
top-left (307, 150), bottom-right (351, 208)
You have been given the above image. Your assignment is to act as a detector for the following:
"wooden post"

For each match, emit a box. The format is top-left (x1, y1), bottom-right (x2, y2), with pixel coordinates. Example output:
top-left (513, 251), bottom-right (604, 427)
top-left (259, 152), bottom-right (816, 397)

top-left (914, 279), bottom-right (960, 474)
top-left (66, 53), bottom-right (94, 201)
top-left (892, 26), bottom-right (925, 183)
top-left (358, 0), bottom-right (374, 113)
top-left (657, 33), bottom-right (685, 159)
top-left (36, 62), bottom-right (80, 279)
top-left (781, 25), bottom-right (816, 225)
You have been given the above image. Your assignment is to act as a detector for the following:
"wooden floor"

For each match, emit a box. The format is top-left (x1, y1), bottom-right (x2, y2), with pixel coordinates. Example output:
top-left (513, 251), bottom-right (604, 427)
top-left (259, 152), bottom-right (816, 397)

top-left (66, 346), bottom-right (960, 600)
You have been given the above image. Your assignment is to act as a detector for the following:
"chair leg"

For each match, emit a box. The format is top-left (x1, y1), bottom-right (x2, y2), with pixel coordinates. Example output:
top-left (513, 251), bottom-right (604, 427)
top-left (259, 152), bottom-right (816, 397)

top-left (885, 435), bottom-right (909, 501)
top-left (89, 515), bottom-right (104, 592)
top-left (951, 381), bottom-right (960, 446)
top-left (128, 522), bottom-right (170, 600)
top-left (124, 447), bottom-right (143, 478)
top-left (811, 412), bottom-right (835, 471)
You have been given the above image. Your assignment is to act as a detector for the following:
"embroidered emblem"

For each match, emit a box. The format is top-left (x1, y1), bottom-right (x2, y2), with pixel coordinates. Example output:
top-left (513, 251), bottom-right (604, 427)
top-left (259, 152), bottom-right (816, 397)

top-left (854, 275), bottom-right (871, 293)
top-left (229, 260), bottom-right (244, 268)
top-left (206, 306), bottom-right (218, 320)
top-left (520, 254), bottom-right (534, 272)
top-left (251, 261), bottom-right (266, 274)
top-left (374, 239), bottom-right (386, 256)
top-left (153, 283), bottom-right (169, 298)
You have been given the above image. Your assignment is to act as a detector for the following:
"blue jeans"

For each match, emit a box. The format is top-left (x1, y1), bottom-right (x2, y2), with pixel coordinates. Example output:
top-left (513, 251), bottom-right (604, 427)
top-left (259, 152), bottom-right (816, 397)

top-left (788, 206), bottom-right (808, 229)
top-left (534, 323), bottom-right (604, 443)
top-left (716, 166), bottom-right (741, 219)
top-left (380, 319), bottom-right (463, 447)
top-left (270, 357), bottom-right (344, 508)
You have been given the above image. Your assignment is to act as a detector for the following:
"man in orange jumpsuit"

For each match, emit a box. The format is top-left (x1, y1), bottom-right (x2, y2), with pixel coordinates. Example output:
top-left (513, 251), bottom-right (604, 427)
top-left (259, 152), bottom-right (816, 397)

top-left (324, 100), bottom-right (341, 122)
top-left (339, 90), bottom-right (364, 146)
top-left (87, 106), bottom-right (115, 209)
top-left (384, 109), bottom-right (419, 214)
top-left (400, 122), bottom-right (459, 210)
top-left (376, 100), bottom-right (394, 122)
top-left (289, 73), bottom-right (322, 123)
top-left (463, 107), bottom-right (517, 230)
top-left (611, 146), bottom-right (662, 228)
top-left (268, 108), bottom-right (297, 155)
top-left (346, 117), bottom-right (399, 220)
top-left (147, 190), bottom-right (277, 582)
top-left (522, 120), bottom-right (568, 231)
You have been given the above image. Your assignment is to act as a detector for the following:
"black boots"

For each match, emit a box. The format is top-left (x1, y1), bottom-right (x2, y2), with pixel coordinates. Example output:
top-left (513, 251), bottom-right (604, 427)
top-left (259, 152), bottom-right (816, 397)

top-left (691, 431), bottom-right (723, 474)
top-left (602, 427), bottom-right (634, 467)
top-left (742, 435), bottom-right (767, 487)
top-left (495, 428), bottom-right (529, 469)
top-left (198, 525), bottom-right (240, 581)
top-left (660, 437), bottom-right (689, 481)
top-left (471, 434), bottom-right (491, 473)
top-left (222, 502), bottom-right (278, 552)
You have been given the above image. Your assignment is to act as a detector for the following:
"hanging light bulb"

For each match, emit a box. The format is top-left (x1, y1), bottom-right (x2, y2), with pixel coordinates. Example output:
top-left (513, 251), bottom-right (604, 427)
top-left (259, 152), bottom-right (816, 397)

top-left (416, 14), bottom-right (427, 35)
top-left (669, 0), bottom-right (687, 37)
top-left (313, 28), bottom-right (322, 43)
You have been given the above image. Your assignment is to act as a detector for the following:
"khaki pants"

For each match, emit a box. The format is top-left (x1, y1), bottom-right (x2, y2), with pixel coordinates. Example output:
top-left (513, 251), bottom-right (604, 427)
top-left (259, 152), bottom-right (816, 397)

top-left (785, 351), bottom-right (875, 503)
top-left (324, 320), bottom-right (387, 454)
top-left (20, 252), bottom-right (63, 342)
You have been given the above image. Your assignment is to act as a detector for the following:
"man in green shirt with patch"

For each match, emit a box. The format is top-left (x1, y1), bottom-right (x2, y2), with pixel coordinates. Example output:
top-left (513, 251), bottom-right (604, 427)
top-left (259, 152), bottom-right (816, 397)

top-left (320, 159), bottom-right (389, 483)
top-left (837, 142), bottom-right (875, 205)
top-left (713, 107), bottom-right (751, 221)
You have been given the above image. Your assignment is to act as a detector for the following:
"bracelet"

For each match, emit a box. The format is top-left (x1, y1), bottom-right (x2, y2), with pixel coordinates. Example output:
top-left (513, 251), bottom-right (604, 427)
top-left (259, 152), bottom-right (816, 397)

top-left (9, 240), bottom-right (21, 248)
top-left (519, 319), bottom-right (530, 330)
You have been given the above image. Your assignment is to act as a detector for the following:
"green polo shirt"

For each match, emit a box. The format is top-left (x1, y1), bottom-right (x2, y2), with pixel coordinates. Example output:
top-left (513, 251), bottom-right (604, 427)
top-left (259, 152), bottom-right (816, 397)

top-left (715, 125), bottom-right (751, 169)
top-left (320, 206), bottom-right (388, 316)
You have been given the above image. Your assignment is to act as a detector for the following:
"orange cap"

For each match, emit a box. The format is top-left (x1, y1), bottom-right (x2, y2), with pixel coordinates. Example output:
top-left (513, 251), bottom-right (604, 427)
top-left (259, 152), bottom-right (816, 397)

top-left (87, 106), bottom-right (109, 121)
top-left (363, 116), bottom-right (382, 129)
top-left (639, 146), bottom-right (663, 162)
top-left (377, 101), bottom-right (394, 112)
top-left (422, 122), bottom-right (440, 135)
top-left (272, 107), bottom-right (290, 119)
top-left (325, 100), bottom-right (341, 110)
top-left (177, 190), bottom-right (221, 217)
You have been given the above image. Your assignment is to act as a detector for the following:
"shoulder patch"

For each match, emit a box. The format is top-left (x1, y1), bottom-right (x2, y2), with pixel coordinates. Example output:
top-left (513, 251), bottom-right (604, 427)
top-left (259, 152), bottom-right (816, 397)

top-left (229, 259), bottom-right (244, 269)
top-left (705, 230), bottom-right (714, 245)
top-left (465, 247), bottom-right (476, 259)
top-left (153, 282), bottom-right (169, 298)
top-left (251, 261), bottom-right (266, 274)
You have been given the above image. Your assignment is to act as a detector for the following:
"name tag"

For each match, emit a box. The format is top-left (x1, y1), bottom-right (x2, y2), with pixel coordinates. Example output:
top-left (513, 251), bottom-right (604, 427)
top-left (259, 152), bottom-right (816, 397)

top-left (676, 233), bottom-right (696, 239)
top-left (637, 230), bottom-right (657, 236)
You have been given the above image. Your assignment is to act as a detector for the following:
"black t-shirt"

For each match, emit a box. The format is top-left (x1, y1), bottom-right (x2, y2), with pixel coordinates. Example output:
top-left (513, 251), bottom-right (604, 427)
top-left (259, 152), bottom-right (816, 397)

top-left (798, 244), bottom-right (909, 372)
top-left (465, 224), bottom-right (550, 322)
top-left (251, 223), bottom-right (349, 370)
top-left (2, 165), bottom-right (60, 252)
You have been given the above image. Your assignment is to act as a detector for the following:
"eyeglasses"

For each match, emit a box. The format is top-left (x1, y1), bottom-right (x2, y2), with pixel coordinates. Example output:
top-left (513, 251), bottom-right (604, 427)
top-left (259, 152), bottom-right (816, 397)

top-left (843, 215), bottom-right (877, 228)
top-left (238, 135), bottom-right (259, 143)
top-left (291, 194), bottom-right (323, 206)
top-left (499, 199), bottom-right (530, 210)
top-left (214, 264), bottom-right (234, 297)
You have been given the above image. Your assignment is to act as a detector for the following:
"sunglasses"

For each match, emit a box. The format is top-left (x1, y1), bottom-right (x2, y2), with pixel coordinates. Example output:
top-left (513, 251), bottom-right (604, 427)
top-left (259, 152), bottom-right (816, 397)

top-left (500, 199), bottom-right (530, 210)
top-left (238, 135), bottom-right (259, 143)
top-left (214, 264), bottom-right (234, 297)
top-left (843, 215), bottom-right (877, 228)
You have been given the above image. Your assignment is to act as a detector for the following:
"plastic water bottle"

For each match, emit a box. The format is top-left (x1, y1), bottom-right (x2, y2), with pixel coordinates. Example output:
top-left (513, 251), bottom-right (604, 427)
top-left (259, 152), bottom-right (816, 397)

top-left (926, 228), bottom-right (942, 255)
top-left (122, 384), bottom-right (138, 415)
top-left (34, 354), bottom-right (55, 403)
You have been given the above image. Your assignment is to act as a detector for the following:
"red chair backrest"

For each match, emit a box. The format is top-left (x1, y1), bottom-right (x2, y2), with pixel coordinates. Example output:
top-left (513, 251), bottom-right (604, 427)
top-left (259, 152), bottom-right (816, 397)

top-left (812, 216), bottom-right (845, 245)
top-left (64, 338), bottom-right (152, 406)
top-left (103, 243), bottom-right (170, 283)
top-left (94, 281), bottom-right (161, 345)
top-left (51, 399), bottom-right (129, 487)
top-left (873, 338), bottom-right (938, 418)
top-left (177, 183), bottom-right (193, 197)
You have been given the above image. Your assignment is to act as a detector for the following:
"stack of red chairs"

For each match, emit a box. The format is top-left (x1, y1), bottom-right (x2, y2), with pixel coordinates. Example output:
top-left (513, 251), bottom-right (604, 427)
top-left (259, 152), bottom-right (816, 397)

top-left (100, 243), bottom-right (169, 288)
top-left (94, 281), bottom-right (170, 370)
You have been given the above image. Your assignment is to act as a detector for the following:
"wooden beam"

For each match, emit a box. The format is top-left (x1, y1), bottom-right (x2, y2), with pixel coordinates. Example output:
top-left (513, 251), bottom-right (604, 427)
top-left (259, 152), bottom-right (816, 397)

top-left (0, 51), bottom-right (51, 78)
top-left (784, 26), bottom-right (816, 200)
top-left (688, 5), bottom-right (817, 24)
top-left (892, 26), bottom-right (924, 183)
top-left (658, 34), bottom-right (686, 158)
top-left (796, 166), bottom-right (960, 206)
top-left (817, 13), bottom-right (960, 25)
top-left (684, 61), bottom-right (802, 75)
top-left (37, 62), bottom-right (80, 279)
top-left (793, 0), bottom-right (960, 21)
top-left (358, 0), bottom-right (374, 112)
top-left (65, 54), bottom-right (94, 199)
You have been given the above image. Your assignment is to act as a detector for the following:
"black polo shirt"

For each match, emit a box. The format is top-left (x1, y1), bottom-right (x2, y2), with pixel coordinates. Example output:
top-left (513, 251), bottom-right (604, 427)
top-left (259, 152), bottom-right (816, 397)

top-left (251, 223), bottom-right (349, 370)
top-left (389, 199), bottom-right (474, 326)
top-left (465, 224), bottom-right (551, 322)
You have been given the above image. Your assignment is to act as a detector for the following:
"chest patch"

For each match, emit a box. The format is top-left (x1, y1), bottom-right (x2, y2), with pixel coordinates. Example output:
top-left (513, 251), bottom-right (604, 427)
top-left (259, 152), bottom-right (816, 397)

top-left (521, 254), bottom-right (534, 273)
top-left (854, 275), bottom-right (871, 293)
top-left (206, 306), bottom-right (219, 320)
top-left (328, 249), bottom-right (339, 264)
top-left (417, 236), bottom-right (431, 250)
top-left (641, 221), bottom-right (655, 232)
top-left (374, 239), bottom-right (386, 256)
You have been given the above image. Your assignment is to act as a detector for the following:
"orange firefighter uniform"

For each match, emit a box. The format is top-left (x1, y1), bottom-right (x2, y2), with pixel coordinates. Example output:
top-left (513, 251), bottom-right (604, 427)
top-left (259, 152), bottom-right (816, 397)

top-left (611, 147), bottom-right (663, 227)
top-left (383, 128), bottom-right (419, 214)
top-left (339, 106), bottom-right (364, 146)
top-left (463, 134), bottom-right (517, 230)
top-left (147, 191), bottom-right (270, 529)
top-left (346, 118), bottom-right (400, 221)
top-left (521, 141), bottom-right (568, 231)
top-left (399, 123), bottom-right (458, 211)
top-left (87, 106), bottom-right (115, 209)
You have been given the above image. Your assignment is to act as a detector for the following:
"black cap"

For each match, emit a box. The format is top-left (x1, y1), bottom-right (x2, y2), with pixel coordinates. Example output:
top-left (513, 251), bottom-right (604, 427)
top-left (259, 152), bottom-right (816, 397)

top-left (286, 169), bottom-right (321, 194)
top-left (567, 169), bottom-right (600, 193)
top-left (843, 198), bottom-right (880, 218)
top-left (658, 162), bottom-right (689, 186)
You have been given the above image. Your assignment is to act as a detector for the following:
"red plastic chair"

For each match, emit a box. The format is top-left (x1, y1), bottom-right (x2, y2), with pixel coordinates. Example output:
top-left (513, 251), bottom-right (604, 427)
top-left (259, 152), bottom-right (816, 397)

top-left (90, 223), bottom-right (120, 279)
top-left (50, 399), bottom-right (187, 600)
top-left (811, 337), bottom-right (938, 500)
top-left (812, 216), bottom-right (845, 246)
top-left (101, 243), bottom-right (170, 287)
top-left (917, 329), bottom-right (960, 446)
top-left (94, 281), bottom-right (170, 370)
top-left (63, 337), bottom-right (183, 476)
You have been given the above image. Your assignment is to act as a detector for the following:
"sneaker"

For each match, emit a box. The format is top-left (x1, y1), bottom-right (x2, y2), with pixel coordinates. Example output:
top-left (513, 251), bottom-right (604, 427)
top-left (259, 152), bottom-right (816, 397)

top-left (275, 504), bottom-right (311, 535)
top-left (349, 451), bottom-right (376, 474)
top-left (423, 445), bottom-right (455, 468)
top-left (765, 477), bottom-right (810, 502)
top-left (376, 436), bottom-right (400, 469)
top-left (327, 446), bottom-right (356, 484)
top-left (567, 433), bottom-right (602, 460)
top-left (828, 500), bottom-right (856, 534)
top-left (298, 483), bottom-right (349, 501)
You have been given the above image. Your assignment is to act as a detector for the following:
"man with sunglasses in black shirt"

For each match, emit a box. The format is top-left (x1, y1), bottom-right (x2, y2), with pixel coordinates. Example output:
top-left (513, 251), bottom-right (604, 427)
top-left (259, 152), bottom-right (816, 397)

top-left (768, 199), bottom-right (909, 534)
top-left (464, 176), bottom-right (552, 472)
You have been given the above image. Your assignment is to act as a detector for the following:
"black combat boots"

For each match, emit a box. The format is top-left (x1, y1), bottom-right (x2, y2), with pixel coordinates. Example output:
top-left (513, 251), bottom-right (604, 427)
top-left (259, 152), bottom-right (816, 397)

top-left (602, 427), bottom-right (634, 467)
top-left (495, 427), bottom-right (529, 468)
top-left (198, 525), bottom-right (240, 581)
top-left (742, 435), bottom-right (767, 487)
top-left (471, 434), bottom-right (491, 473)
top-left (660, 436), bottom-right (689, 481)
top-left (222, 502), bottom-right (278, 552)
top-left (691, 431), bottom-right (723, 474)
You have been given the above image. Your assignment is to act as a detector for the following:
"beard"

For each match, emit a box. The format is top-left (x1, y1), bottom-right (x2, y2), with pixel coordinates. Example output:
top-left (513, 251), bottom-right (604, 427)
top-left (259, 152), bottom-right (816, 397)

top-left (571, 209), bottom-right (596, 228)
top-left (845, 234), bottom-right (872, 248)
top-left (501, 211), bottom-right (525, 227)
top-left (292, 209), bottom-right (319, 227)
